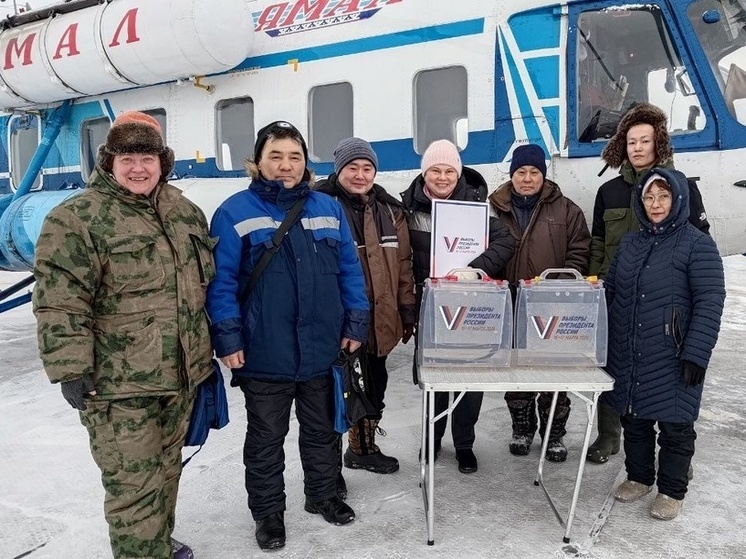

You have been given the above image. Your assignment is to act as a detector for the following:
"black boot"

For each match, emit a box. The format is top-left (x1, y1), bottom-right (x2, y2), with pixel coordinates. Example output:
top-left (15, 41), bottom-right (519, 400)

top-left (344, 418), bottom-right (399, 474)
top-left (586, 402), bottom-right (621, 464)
top-left (255, 511), bottom-right (286, 550)
top-left (335, 436), bottom-right (347, 499)
top-left (539, 403), bottom-right (570, 462)
top-left (507, 399), bottom-right (537, 456)
top-left (456, 448), bottom-right (478, 474)
top-left (304, 495), bottom-right (355, 525)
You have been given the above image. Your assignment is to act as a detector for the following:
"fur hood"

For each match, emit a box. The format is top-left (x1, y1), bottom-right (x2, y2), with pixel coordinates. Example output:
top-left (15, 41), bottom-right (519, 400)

top-left (601, 103), bottom-right (673, 169)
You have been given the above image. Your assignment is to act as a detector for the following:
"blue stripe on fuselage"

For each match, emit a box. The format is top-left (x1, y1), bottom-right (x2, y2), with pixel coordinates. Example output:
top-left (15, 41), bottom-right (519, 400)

top-left (233, 19), bottom-right (485, 71)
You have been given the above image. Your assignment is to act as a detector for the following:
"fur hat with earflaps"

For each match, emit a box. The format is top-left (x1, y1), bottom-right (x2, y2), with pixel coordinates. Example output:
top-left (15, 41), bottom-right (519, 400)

top-left (97, 111), bottom-right (175, 182)
top-left (601, 103), bottom-right (673, 169)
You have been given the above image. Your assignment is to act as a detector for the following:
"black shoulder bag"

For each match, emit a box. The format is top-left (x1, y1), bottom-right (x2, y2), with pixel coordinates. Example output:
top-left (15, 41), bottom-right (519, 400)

top-left (238, 196), bottom-right (306, 303)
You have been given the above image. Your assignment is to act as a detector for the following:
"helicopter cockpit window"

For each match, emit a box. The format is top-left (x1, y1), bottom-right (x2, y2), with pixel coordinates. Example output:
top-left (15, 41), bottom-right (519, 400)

top-left (9, 114), bottom-right (41, 191)
top-left (689, 0), bottom-right (746, 124)
top-left (576, 6), bottom-right (705, 143)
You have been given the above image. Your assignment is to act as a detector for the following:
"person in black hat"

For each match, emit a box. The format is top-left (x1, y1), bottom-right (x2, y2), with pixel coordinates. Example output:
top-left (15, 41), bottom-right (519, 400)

top-left (206, 121), bottom-right (370, 551)
top-left (488, 143), bottom-right (591, 463)
top-left (315, 137), bottom-right (416, 478)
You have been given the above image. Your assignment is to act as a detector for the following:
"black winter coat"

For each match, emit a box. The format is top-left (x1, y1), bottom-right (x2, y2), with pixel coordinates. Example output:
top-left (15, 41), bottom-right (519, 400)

top-left (400, 167), bottom-right (515, 293)
top-left (602, 167), bottom-right (725, 423)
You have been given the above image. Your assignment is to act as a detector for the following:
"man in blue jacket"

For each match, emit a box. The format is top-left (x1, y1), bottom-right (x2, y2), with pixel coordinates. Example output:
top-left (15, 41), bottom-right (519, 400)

top-left (206, 121), bottom-right (369, 551)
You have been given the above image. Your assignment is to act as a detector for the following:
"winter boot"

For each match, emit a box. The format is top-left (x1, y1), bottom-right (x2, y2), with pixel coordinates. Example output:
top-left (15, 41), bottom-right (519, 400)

top-left (614, 480), bottom-right (653, 503)
top-left (335, 436), bottom-right (347, 499)
top-left (586, 402), bottom-right (622, 464)
top-left (171, 538), bottom-right (194, 559)
top-left (344, 418), bottom-right (399, 474)
top-left (539, 403), bottom-right (570, 462)
top-left (507, 399), bottom-right (538, 456)
top-left (650, 493), bottom-right (683, 520)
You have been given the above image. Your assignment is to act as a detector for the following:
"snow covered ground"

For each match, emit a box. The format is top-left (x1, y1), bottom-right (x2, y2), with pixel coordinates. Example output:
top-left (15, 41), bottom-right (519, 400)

top-left (1, 257), bottom-right (745, 559)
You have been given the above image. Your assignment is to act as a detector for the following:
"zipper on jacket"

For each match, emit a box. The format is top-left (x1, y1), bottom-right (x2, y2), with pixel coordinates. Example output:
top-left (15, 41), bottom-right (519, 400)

top-left (672, 307), bottom-right (683, 357)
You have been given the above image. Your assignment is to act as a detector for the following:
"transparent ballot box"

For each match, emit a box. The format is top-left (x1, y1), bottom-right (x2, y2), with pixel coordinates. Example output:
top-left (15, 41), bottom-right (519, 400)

top-left (417, 271), bottom-right (512, 368)
top-left (514, 268), bottom-right (607, 367)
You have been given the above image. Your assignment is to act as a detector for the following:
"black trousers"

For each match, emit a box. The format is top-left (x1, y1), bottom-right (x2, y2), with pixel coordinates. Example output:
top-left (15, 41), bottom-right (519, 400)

top-left (620, 414), bottom-right (696, 500)
top-left (236, 375), bottom-right (338, 520)
top-left (432, 391), bottom-right (484, 449)
top-left (366, 353), bottom-right (388, 417)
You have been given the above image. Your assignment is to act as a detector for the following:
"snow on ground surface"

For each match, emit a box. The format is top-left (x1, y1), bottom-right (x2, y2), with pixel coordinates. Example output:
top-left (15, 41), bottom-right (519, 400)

top-left (1, 257), bottom-right (745, 559)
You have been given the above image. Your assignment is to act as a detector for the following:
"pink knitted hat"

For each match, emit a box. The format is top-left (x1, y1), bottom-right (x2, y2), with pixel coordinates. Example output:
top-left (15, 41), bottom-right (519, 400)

top-left (420, 139), bottom-right (462, 177)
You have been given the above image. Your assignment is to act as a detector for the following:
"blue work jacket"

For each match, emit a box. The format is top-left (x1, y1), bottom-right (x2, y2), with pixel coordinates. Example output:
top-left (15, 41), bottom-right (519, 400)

top-left (206, 176), bottom-right (369, 382)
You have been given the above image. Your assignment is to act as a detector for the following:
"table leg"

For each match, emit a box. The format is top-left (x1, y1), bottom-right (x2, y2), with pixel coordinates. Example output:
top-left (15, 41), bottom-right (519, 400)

top-left (535, 391), bottom-right (559, 487)
top-left (534, 391), bottom-right (564, 526)
top-left (563, 391), bottom-right (601, 543)
top-left (427, 389), bottom-right (435, 545)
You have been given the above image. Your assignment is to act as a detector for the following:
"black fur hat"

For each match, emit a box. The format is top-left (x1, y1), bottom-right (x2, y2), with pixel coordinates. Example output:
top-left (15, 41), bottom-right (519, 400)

top-left (601, 103), bottom-right (673, 169)
top-left (97, 112), bottom-right (175, 182)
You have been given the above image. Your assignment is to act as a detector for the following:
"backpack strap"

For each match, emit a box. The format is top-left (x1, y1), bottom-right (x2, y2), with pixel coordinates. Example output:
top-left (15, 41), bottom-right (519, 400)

top-left (239, 196), bottom-right (307, 303)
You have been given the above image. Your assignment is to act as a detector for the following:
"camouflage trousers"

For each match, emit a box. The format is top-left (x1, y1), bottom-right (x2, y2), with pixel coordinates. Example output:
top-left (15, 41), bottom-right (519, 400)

top-left (79, 391), bottom-right (193, 559)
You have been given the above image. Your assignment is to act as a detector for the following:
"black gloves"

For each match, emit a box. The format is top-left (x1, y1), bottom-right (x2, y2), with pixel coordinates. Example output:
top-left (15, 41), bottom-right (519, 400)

top-left (680, 360), bottom-right (706, 388)
top-left (401, 323), bottom-right (415, 345)
top-left (60, 374), bottom-right (96, 411)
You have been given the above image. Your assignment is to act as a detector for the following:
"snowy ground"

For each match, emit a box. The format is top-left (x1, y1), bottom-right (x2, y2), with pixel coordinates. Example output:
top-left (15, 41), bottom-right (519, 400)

top-left (1, 257), bottom-right (745, 559)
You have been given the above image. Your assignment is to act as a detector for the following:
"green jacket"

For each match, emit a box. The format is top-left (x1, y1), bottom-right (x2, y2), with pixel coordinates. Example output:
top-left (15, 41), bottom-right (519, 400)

top-left (33, 167), bottom-right (215, 398)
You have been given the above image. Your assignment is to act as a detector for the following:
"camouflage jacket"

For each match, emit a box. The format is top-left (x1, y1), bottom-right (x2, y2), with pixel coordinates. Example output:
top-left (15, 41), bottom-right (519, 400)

top-left (33, 167), bottom-right (215, 398)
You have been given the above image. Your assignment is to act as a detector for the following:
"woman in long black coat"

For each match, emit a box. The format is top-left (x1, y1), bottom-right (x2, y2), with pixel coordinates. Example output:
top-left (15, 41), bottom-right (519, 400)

top-left (604, 167), bottom-right (725, 520)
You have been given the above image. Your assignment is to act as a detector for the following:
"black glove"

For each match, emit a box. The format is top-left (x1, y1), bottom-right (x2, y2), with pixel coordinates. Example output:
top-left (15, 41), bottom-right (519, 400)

top-left (680, 360), bottom-right (706, 388)
top-left (60, 374), bottom-right (96, 411)
top-left (401, 323), bottom-right (415, 345)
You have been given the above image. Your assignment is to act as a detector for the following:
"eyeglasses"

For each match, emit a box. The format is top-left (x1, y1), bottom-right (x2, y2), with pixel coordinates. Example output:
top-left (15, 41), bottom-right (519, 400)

top-left (642, 192), bottom-right (672, 206)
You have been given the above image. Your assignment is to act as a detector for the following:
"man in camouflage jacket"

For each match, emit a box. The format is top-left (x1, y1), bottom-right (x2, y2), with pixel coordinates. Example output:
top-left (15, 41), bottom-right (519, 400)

top-left (33, 112), bottom-right (214, 559)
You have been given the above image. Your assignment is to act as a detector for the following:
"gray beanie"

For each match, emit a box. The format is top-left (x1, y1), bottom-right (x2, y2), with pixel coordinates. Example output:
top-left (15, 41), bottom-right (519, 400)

top-left (333, 137), bottom-right (378, 175)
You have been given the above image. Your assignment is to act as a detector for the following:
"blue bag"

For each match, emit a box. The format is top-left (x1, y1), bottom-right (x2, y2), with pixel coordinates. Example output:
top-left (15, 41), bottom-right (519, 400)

top-left (332, 349), bottom-right (377, 435)
top-left (183, 359), bottom-right (229, 465)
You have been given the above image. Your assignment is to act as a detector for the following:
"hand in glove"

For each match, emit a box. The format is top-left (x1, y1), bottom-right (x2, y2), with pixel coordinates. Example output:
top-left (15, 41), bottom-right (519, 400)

top-left (680, 360), bottom-right (706, 388)
top-left (60, 374), bottom-right (96, 411)
top-left (401, 323), bottom-right (415, 344)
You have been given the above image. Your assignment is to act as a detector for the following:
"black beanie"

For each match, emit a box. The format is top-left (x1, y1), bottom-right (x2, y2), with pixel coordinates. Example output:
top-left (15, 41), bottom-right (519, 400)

top-left (254, 121), bottom-right (308, 163)
top-left (509, 144), bottom-right (547, 177)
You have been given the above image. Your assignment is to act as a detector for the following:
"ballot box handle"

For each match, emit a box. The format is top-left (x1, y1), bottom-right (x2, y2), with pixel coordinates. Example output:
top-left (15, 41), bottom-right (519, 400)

top-left (538, 268), bottom-right (584, 281)
top-left (444, 268), bottom-right (489, 280)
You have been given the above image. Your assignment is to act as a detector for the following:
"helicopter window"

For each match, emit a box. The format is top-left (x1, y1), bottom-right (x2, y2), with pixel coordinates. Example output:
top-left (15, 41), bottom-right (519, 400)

top-left (413, 66), bottom-right (468, 154)
top-left (81, 117), bottom-right (111, 181)
top-left (9, 114), bottom-right (41, 192)
top-left (141, 108), bottom-right (167, 142)
top-left (689, 0), bottom-right (746, 124)
top-left (576, 6), bottom-right (705, 143)
top-left (308, 82), bottom-right (353, 163)
top-left (216, 97), bottom-right (254, 171)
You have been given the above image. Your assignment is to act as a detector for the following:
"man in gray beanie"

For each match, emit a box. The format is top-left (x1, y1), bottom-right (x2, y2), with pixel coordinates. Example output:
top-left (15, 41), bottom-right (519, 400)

top-left (316, 137), bottom-right (416, 479)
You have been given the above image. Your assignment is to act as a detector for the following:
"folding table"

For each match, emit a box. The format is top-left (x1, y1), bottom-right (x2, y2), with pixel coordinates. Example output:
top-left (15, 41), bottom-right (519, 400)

top-left (418, 366), bottom-right (614, 545)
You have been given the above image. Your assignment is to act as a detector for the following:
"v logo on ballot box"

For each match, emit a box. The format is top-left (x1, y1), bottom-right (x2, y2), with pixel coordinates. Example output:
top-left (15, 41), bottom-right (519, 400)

top-left (439, 305), bottom-right (468, 330)
top-left (531, 316), bottom-right (561, 340)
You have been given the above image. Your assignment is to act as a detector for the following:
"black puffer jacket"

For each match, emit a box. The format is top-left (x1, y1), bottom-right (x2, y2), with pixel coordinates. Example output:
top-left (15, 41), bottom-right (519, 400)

top-left (400, 166), bottom-right (515, 291)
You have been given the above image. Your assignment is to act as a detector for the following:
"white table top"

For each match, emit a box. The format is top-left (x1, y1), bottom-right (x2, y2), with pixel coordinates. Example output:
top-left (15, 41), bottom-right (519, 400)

top-left (417, 366), bottom-right (614, 393)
